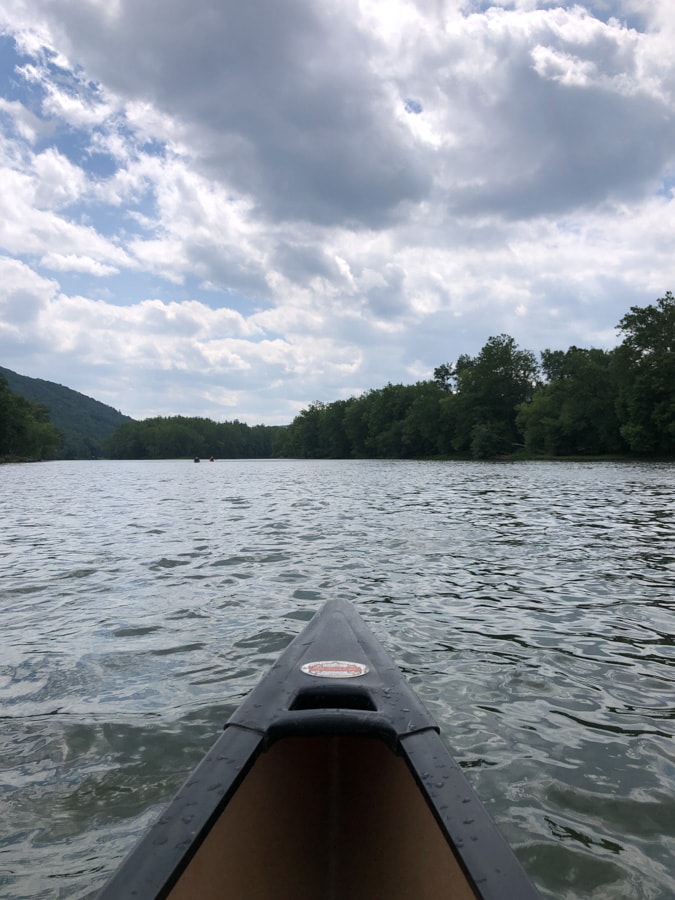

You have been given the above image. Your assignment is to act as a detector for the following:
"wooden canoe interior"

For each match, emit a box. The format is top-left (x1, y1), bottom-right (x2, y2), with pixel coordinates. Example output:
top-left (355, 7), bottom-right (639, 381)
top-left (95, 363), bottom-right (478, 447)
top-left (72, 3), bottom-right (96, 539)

top-left (167, 735), bottom-right (477, 900)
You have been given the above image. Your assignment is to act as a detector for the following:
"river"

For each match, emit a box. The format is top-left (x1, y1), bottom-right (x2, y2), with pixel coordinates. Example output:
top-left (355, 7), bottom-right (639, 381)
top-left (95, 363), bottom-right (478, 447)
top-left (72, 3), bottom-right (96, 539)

top-left (1, 459), bottom-right (673, 898)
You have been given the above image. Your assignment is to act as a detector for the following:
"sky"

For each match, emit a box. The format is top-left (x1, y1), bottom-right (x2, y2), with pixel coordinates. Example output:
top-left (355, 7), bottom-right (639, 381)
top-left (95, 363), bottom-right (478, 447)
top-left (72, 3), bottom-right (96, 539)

top-left (0, 0), bottom-right (674, 425)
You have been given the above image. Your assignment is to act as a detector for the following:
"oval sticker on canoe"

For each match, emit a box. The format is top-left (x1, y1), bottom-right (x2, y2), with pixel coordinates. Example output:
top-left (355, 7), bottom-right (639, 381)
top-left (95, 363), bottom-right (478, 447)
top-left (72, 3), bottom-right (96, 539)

top-left (301, 660), bottom-right (369, 679)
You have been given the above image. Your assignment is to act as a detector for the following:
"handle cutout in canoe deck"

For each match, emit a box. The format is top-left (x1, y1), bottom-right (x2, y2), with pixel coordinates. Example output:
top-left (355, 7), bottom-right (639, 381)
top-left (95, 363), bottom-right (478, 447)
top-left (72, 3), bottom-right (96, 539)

top-left (290, 687), bottom-right (377, 712)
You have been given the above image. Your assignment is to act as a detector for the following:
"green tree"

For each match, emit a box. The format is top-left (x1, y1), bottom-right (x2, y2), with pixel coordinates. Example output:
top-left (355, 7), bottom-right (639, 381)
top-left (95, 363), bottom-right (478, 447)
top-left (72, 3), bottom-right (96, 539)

top-left (363, 384), bottom-right (416, 457)
top-left (282, 381), bottom-right (455, 459)
top-left (343, 395), bottom-right (371, 457)
top-left (451, 335), bottom-right (539, 458)
top-left (0, 374), bottom-right (61, 459)
top-left (320, 399), bottom-right (354, 457)
top-left (517, 347), bottom-right (625, 456)
top-left (401, 381), bottom-right (447, 456)
top-left (103, 420), bottom-right (147, 458)
top-left (281, 402), bottom-right (328, 457)
top-left (433, 363), bottom-right (456, 392)
top-left (614, 291), bottom-right (675, 454)
top-left (104, 415), bottom-right (280, 459)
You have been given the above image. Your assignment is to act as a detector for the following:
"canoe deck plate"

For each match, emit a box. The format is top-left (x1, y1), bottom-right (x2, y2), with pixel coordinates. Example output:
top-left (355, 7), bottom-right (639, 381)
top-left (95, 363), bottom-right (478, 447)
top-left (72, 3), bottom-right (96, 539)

top-left (301, 660), bottom-right (369, 678)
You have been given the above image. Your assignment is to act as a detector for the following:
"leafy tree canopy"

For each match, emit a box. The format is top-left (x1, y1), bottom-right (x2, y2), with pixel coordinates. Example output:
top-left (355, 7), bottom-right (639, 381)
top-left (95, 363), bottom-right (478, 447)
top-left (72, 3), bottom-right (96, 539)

top-left (6, 293), bottom-right (673, 463)
top-left (0, 365), bottom-right (131, 458)
top-left (0, 374), bottom-right (61, 460)
top-left (278, 296), bottom-right (674, 460)
top-left (103, 415), bottom-right (285, 460)
top-left (614, 292), bottom-right (675, 454)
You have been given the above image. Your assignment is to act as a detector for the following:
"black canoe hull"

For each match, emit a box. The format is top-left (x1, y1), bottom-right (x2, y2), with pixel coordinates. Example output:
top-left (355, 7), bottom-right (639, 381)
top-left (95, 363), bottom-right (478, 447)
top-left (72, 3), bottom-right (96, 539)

top-left (97, 599), bottom-right (540, 899)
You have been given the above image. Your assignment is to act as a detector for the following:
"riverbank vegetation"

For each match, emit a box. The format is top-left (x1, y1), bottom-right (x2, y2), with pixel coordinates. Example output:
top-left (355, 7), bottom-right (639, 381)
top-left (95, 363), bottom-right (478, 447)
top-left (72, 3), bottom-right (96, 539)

top-left (104, 416), bottom-right (285, 459)
top-left (0, 373), bottom-right (61, 461)
top-left (0, 365), bottom-right (132, 459)
top-left (279, 292), bottom-right (675, 460)
top-left (3, 293), bottom-right (673, 461)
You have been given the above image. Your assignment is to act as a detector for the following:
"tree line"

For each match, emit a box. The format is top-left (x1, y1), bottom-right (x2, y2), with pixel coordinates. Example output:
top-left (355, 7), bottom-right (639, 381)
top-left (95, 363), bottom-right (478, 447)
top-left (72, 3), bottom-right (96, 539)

top-left (279, 292), bottom-right (675, 460)
top-left (3, 292), bottom-right (673, 461)
top-left (0, 373), bottom-right (62, 461)
top-left (103, 416), bottom-right (285, 459)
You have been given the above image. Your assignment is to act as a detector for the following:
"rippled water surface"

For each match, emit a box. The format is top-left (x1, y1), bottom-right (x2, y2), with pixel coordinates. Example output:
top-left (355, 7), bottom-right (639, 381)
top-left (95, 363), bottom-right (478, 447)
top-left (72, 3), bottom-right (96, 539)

top-left (1, 459), bottom-right (673, 898)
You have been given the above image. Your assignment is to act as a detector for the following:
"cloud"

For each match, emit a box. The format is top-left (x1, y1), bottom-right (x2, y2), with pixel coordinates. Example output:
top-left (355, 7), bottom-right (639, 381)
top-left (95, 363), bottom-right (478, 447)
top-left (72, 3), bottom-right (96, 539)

top-left (418, 7), bottom-right (675, 218)
top-left (0, 97), bottom-right (45, 144)
top-left (0, 1), bottom-right (673, 424)
top-left (0, 256), bottom-right (57, 333)
top-left (0, 255), bottom-right (365, 421)
top-left (11, 0), bottom-right (434, 228)
top-left (32, 147), bottom-right (87, 208)
top-left (38, 253), bottom-right (119, 275)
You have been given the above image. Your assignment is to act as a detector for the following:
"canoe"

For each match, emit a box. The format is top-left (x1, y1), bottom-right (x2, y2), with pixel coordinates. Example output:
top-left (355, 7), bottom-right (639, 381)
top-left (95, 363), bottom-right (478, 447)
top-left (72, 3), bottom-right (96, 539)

top-left (97, 599), bottom-right (541, 899)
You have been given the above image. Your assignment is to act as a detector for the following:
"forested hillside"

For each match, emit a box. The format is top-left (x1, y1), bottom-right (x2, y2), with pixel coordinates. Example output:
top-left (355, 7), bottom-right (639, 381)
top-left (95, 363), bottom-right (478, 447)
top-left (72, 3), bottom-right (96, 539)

top-left (0, 373), bottom-right (61, 461)
top-left (278, 293), bottom-right (675, 460)
top-left (0, 366), bottom-right (132, 459)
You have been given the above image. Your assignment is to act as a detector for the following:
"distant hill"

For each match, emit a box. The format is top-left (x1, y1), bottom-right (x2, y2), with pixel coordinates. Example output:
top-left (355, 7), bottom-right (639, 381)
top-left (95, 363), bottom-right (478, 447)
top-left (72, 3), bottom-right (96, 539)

top-left (0, 366), bottom-right (133, 459)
